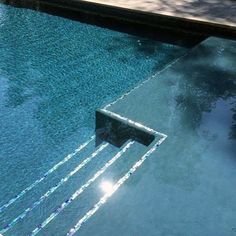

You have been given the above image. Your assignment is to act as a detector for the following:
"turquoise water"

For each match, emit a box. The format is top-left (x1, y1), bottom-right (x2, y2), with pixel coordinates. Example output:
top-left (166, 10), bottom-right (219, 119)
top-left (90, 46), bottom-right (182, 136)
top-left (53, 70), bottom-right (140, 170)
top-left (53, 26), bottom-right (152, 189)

top-left (0, 3), bottom-right (187, 235)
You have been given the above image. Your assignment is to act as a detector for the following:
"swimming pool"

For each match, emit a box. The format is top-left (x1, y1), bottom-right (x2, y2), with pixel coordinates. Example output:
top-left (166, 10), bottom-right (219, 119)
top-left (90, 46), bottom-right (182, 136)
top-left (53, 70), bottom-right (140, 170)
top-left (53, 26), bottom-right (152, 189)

top-left (0, 3), bottom-right (188, 235)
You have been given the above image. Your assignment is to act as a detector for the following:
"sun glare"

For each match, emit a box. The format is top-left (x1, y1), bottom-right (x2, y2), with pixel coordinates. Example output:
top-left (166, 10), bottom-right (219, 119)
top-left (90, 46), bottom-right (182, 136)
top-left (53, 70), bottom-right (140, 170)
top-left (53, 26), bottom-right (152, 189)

top-left (100, 180), bottom-right (114, 195)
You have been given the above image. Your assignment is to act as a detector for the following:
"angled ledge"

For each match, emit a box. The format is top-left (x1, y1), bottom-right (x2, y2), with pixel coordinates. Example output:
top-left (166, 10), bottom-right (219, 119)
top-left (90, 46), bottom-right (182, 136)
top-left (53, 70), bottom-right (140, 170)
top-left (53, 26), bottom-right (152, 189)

top-left (96, 109), bottom-right (166, 148)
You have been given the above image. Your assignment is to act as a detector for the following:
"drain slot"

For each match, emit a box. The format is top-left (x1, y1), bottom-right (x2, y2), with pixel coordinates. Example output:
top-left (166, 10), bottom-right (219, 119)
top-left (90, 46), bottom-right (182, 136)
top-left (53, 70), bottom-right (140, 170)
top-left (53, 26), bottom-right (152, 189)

top-left (96, 109), bottom-right (156, 147)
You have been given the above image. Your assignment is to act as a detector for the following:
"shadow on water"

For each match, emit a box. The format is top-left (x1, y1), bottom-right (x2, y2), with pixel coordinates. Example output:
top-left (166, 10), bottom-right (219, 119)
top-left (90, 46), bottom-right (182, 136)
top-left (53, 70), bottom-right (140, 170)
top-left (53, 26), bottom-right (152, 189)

top-left (122, 38), bottom-right (236, 192)
top-left (173, 43), bottom-right (236, 140)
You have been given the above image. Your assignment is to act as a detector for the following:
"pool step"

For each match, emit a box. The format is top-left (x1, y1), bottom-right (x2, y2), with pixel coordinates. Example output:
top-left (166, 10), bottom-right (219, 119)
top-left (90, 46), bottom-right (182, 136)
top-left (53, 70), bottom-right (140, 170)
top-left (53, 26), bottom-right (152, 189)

top-left (0, 117), bottom-right (167, 236)
top-left (0, 136), bottom-right (95, 215)
top-left (27, 129), bottom-right (166, 236)
top-left (28, 140), bottom-right (139, 236)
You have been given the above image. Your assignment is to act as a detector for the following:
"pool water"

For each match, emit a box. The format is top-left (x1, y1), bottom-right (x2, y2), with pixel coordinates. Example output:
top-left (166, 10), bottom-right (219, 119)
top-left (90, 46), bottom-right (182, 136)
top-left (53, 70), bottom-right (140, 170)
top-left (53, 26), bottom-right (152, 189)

top-left (0, 3), bottom-right (187, 235)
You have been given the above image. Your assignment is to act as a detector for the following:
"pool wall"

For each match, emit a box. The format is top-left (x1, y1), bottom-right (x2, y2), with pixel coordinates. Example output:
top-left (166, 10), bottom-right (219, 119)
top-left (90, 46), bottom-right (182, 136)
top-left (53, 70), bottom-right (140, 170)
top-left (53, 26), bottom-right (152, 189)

top-left (0, 0), bottom-right (208, 47)
top-left (1, 0), bottom-right (236, 41)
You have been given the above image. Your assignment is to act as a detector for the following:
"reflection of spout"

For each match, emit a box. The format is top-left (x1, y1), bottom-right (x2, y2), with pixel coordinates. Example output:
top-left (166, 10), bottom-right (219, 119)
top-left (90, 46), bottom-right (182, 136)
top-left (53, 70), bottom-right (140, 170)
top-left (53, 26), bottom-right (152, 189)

top-left (230, 106), bottom-right (236, 140)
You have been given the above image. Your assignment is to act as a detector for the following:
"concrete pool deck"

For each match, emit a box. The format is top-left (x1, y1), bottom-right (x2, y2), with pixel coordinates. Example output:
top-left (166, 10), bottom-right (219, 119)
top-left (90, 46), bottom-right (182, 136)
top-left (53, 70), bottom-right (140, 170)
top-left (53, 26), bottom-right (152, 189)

top-left (83, 0), bottom-right (236, 28)
top-left (77, 0), bottom-right (236, 39)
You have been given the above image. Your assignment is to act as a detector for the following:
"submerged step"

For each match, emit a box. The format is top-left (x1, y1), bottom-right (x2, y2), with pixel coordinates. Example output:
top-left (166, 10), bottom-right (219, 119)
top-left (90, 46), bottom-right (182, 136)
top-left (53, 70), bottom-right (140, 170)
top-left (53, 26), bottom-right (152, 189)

top-left (0, 136), bottom-right (95, 215)
top-left (0, 138), bottom-right (118, 235)
top-left (66, 136), bottom-right (167, 235)
top-left (1, 123), bottom-right (167, 235)
top-left (27, 141), bottom-right (136, 236)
